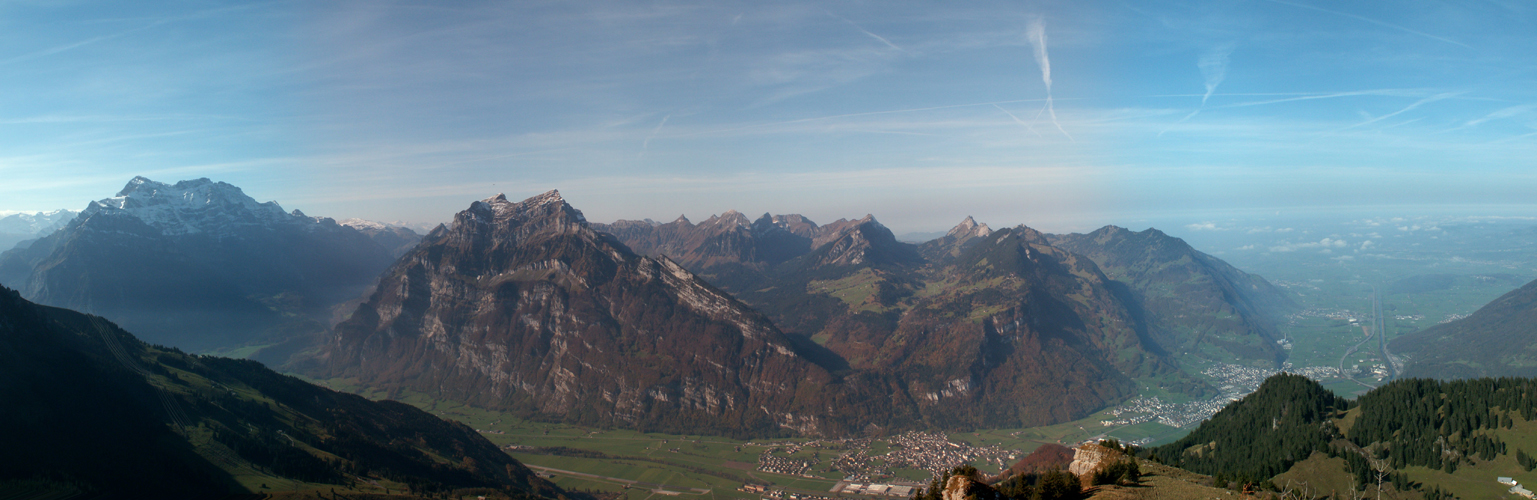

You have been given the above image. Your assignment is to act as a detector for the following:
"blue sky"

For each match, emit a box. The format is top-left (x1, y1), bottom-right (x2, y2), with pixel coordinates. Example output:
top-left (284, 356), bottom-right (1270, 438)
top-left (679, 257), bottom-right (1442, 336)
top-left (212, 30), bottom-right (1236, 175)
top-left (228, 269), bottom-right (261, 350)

top-left (2, 0), bottom-right (1535, 234)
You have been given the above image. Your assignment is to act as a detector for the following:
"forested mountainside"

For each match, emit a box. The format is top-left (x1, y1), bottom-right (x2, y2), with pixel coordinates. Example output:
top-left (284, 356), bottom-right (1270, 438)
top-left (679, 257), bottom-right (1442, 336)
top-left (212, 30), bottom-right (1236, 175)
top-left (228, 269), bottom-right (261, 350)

top-left (0, 177), bottom-right (399, 353)
top-left (1149, 373), bottom-right (1537, 499)
top-left (0, 284), bottom-right (568, 499)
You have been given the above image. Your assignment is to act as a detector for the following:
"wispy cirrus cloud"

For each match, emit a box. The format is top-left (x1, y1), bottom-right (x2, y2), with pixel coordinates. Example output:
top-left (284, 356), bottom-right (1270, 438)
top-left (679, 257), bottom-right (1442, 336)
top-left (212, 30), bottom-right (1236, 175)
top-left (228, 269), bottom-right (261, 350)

top-left (1199, 43), bottom-right (1236, 106)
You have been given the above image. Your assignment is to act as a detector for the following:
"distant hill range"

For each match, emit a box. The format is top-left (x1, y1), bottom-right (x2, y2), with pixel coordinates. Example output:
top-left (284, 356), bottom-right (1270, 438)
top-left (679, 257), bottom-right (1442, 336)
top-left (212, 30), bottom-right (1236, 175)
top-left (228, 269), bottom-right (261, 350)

top-left (1392, 276), bottom-right (1537, 379)
top-left (0, 284), bottom-right (571, 499)
top-left (0, 177), bottom-right (404, 355)
top-left (0, 209), bottom-right (77, 253)
top-left (599, 211), bottom-right (1293, 373)
top-left (340, 217), bottom-right (424, 257)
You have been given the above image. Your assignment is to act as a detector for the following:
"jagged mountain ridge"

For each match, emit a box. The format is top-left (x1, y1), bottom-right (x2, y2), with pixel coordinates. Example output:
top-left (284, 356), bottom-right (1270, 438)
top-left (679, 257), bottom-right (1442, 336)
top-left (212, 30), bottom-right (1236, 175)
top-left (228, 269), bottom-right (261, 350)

top-left (601, 213), bottom-right (1293, 368)
top-left (318, 192), bottom-right (1205, 435)
top-left (0, 177), bottom-right (399, 352)
top-left (0, 284), bottom-right (569, 499)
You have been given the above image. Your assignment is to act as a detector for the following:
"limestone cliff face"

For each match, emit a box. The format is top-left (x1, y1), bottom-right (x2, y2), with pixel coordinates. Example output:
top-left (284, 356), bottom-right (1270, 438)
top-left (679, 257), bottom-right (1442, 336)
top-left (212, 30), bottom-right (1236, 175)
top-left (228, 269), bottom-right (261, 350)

top-left (942, 474), bottom-right (986, 500)
top-left (1068, 442), bottom-right (1131, 483)
top-left (317, 191), bottom-right (834, 436)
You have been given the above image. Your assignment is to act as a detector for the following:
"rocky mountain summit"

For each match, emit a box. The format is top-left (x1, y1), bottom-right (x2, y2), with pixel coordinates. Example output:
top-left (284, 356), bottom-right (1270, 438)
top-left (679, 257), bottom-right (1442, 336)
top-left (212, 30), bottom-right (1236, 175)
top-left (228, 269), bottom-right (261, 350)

top-left (315, 191), bottom-right (842, 436)
top-left (0, 177), bottom-right (398, 352)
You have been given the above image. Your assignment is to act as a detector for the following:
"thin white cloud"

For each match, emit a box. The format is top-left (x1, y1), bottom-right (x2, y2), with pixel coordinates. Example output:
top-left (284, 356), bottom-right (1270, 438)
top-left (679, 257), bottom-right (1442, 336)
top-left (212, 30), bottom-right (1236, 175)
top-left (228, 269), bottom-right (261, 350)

top-left (1270, 237), bottom-right (1349, 252)
top-left (1026, 18), bottom-right (1072, 141)
top-left (1186, 221), bottom-right (1222, 231)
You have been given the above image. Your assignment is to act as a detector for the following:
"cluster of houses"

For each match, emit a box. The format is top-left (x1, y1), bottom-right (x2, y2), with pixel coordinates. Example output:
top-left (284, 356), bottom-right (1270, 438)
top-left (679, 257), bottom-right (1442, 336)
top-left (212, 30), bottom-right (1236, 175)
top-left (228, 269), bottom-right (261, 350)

top-left (828, 482), bottom-right (914, 497)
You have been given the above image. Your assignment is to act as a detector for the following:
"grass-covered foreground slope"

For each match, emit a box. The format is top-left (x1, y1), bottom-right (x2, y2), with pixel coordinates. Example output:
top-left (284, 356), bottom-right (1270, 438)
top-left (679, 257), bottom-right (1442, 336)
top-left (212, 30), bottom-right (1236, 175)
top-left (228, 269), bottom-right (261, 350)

top-left (0, 285), bottom-right (572, 500)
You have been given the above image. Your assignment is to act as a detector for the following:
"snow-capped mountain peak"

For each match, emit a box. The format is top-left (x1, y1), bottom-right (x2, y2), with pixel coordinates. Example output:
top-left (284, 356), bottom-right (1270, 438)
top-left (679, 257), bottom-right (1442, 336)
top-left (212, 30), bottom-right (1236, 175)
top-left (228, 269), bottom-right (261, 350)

top-left (82, 177), bottom-right (307, 236)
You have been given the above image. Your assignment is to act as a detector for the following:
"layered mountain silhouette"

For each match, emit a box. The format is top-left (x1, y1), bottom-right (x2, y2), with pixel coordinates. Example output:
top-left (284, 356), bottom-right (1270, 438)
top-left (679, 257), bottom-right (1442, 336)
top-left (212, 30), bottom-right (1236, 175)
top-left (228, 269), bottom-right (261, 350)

top-left (600, 213), bottom-right (1285, 388)
top-left (0, 284), bottom-right (569, 499)
top-left (0, 209), bottom-right (76, 253)
top-left (341, 218), bottom-right (424, 257)
top-left (313, 193), bottom-right (1248, 435)
top-left (0, 177), bottom-right (400, 353)
top-left (1392, 277), bottom-right (1537, 379)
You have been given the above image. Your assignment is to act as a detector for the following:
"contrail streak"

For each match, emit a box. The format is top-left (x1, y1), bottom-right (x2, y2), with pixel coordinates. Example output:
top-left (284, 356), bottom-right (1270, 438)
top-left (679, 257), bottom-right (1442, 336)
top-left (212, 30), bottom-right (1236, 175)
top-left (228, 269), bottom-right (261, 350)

top-left (1264, 0), bottom-right (1471, 48)
top-left (829, 13), bottom-right (903, 52)
top-left (1466, 103), bottom-right (1537, 127)
top-left (994, 104), bottom-right (1041, 137)
top-left (1224, 89), bottom-right (1418, 108)
top-left (670, 98), bottom-right (1055, 138)
top-left (1026, 18), bottom-right (1072, 141)
top-left (639, 114), bottom-right (671, 157)
top-left (1337, 92), bottom-right (1460, 131)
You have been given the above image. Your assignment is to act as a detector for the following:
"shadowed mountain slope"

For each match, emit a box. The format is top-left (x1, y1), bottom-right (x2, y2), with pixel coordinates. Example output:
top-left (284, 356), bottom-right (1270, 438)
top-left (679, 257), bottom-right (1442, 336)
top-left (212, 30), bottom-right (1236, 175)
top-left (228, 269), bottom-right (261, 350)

top-left (1050, 226), bottom-right (1297, 366)
top-left (1393, 277), bottom-right (1537, 379)
top-left (0, 284), bottom-right (570, 499)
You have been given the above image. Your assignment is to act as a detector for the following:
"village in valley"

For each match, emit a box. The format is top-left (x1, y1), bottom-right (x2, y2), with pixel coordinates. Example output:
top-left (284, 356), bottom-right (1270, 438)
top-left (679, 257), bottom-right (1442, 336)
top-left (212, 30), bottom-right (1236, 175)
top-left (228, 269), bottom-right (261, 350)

top-left (752, 431), bottom-right (1017, 482)
top-left (1100, 362), bottom-right (1343, 440)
